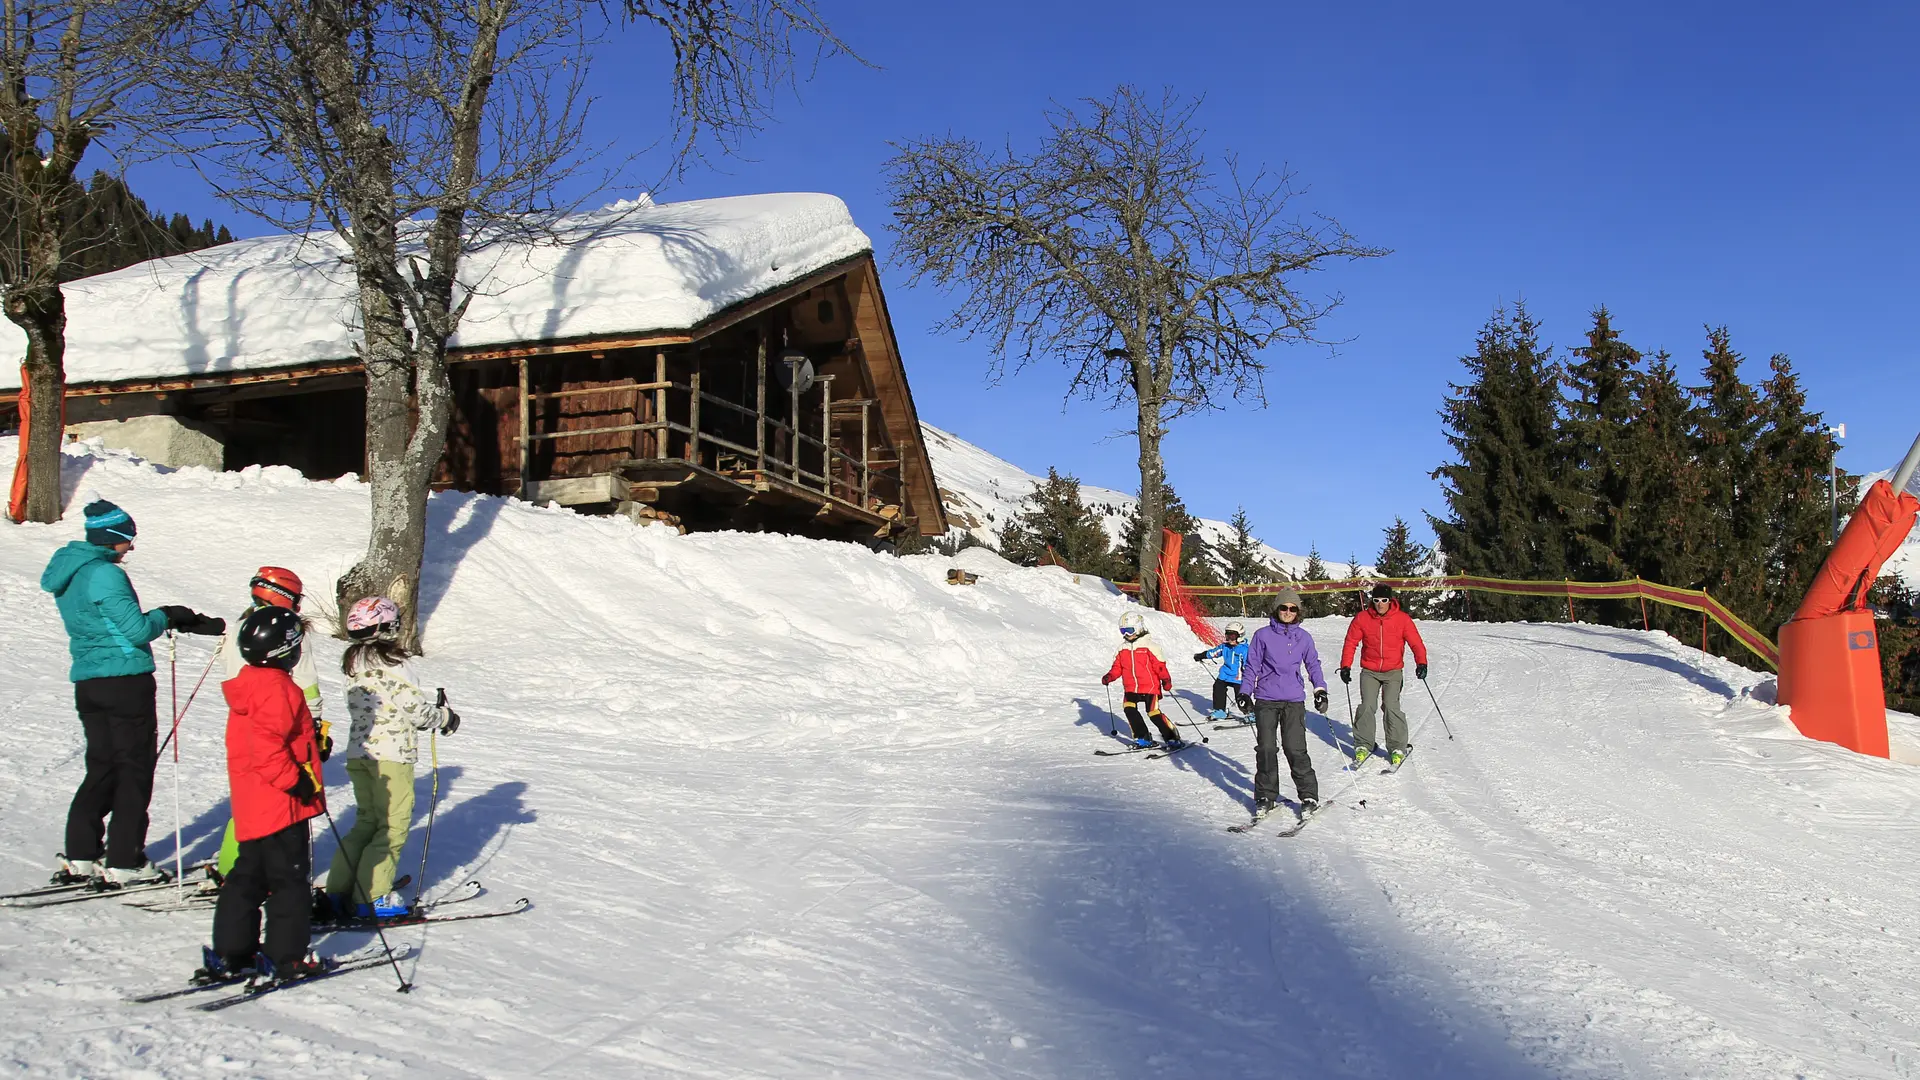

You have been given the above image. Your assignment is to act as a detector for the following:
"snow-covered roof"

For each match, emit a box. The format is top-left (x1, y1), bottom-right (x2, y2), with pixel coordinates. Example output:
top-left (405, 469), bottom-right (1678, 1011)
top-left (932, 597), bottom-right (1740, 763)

top-left (0, 192), bottom-right (871, 391)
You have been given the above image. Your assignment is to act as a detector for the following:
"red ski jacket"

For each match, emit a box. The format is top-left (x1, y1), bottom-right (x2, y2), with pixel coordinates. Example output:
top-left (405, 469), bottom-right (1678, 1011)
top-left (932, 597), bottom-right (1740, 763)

top-left (223, 664), bottom-right (324, 842)
top-left (1103, 642), bottom-right (1172, 695)
top-left (1340, 600), bottom-right (1429, 672)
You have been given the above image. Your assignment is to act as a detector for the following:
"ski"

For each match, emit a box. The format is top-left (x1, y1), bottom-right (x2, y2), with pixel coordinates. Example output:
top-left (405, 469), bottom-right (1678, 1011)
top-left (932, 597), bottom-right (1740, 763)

top-left (305, 878), bottom-right (478, 927)
top-left (1093, 744), bottom-right (1158, 756)
top-left (1225, 805), bottom-right (1279, 833)
top-left (1145, 742), bottom-right (1196, 760)
top-left (192, 944), bottom-right (415, 1012)
top-left (1379, 747), bottom-right (1415, 775)
top-left (7, 873), bottom-right (215, 909)
top-left (3, 860), bottom-right (214, 906)
top-left (324, 896), bottom-right (529, 930)
top-left (1210, 718), bottom-right (1256, 731)
top-left (1277, 803), bottom-right (1329, 837)
top-left (128, 943), bottom-right (402, 1004)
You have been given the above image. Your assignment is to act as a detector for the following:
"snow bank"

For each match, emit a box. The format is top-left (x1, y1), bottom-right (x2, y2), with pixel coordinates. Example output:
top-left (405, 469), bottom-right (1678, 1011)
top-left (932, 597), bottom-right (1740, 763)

top-left (0, 193), bottom-right (871, 390)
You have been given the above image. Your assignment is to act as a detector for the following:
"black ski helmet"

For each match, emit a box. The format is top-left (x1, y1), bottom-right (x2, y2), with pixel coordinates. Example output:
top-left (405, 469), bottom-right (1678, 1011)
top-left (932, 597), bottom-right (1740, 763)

top-left (238, 606), bottom-right (304, 668)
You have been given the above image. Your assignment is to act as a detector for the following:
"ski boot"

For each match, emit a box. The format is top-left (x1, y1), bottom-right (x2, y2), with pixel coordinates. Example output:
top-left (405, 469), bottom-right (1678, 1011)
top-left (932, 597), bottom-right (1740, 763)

top-left (1351, 745), bottom-right (1371, 769)
top-left (50, 853), bottom-right (98, 887)
top-left (1299, 796), bottom-right (1322, 817)
top-left (1133, 737), bottom-right (1155, 749)
top-left (371, 892), bottom-right (411, 920)
top-left (1162, 737), bottom-right (1188, 751)
top-left (100, 860), bottom-right (171, 889)
top-left (1252, 798), bottom-right (1277, 821)
top-left (1388, 748), bottom-right (1407, 768)
top-left (190, 946), bottom-right (256, 987)
top-left (261, 951), bottom-right (329, 986)
top-left (1208, 709), bottom-right (1228, 721)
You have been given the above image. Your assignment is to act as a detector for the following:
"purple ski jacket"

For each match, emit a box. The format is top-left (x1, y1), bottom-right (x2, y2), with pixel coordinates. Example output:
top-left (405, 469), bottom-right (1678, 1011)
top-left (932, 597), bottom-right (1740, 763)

top-left (1240, 618), bottom-right (1327, 703)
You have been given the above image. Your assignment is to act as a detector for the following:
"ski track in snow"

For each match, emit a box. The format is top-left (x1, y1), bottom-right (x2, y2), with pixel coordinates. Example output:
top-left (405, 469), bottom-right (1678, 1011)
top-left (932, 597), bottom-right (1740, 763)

top-left (2, 437), bottom-right (1918, 1079)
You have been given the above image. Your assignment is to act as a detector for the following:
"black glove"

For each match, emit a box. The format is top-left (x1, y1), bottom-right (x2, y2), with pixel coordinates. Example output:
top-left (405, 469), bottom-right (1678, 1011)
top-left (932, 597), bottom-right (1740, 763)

top-left (440, 708), bottom-right (461, 737)
top-left (182, 614), bottom-right (226, 636)
top-left (1313, 688), bottom-right (1329, 713)
top-left (1338, 666), bottom-right (1352, 684)
top-left (1193, 651), bottom-right (1207, 662)
top-left (287, 765), bottom-right (320, 801)
top-left (1416, 663), bottom-right (1429, 680)
top-left (160, 605), bottom-right (197, 629)
top-left (315, 720), bottom-right (333, 761)
top-left (1235, 693), bottom-right (1253, 713)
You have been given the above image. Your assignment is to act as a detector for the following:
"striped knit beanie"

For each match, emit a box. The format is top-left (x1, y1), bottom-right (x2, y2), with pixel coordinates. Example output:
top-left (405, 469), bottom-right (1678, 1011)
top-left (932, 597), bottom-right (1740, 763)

top-left (83, 500), bottom-right (137, 546)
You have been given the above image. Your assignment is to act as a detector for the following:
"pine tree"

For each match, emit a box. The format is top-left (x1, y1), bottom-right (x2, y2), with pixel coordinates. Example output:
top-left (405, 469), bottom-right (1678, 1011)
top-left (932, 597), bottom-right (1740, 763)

top-left (1118, 480), bottom-right (1218, 589)
top-left (1299, 545), bottom-right (1334, 619)
top-left (1753, 353), bottom-right (1851, 634)
top-left (999, 469), bottom-right (1121, 577)
top-left (1690, 327), bottom-right (1770, 629)
top-left (1617, 350), bottom-right (1710, 639)
top-left (1374, 517), bottom-right (1433, 617)
top-left (1430, 305), bottom-right (1571, 621)
top-left (1216, 507), bottom-right (1277, 616)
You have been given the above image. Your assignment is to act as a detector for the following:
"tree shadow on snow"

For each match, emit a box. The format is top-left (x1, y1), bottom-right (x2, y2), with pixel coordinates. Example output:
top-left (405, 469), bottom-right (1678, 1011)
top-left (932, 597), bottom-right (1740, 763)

top-left (995, 781), bottom-right (1566, 1079)
top-left (417, 492), bottom-right (508, 629)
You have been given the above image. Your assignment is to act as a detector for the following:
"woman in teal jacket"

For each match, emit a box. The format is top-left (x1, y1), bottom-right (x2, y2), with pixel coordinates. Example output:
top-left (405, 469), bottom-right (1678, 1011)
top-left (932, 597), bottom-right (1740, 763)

top-left (40, 500), bottom-right (221, 887)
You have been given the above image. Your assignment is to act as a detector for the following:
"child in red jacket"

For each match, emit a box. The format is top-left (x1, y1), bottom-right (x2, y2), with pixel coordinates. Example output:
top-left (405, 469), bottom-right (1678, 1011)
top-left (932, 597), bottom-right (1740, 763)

top-left (1101, 611), bottom-right (1183, 748)
top-left (198, 606), bottom-right (327, 985)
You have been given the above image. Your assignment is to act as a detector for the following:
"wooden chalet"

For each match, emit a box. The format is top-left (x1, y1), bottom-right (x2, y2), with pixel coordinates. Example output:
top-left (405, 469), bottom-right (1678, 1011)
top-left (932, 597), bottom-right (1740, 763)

top-left (0, 194), bottom-right (947, 544)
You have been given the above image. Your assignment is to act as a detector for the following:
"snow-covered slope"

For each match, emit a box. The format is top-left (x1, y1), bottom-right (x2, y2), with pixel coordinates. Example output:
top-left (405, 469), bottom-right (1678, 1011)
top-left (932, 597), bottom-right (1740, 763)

top-left (0, 193), bottom-right (870, 390)
top-left (3, 436), bottom-right (1919, 1079)
top-left (922, 423), bottom-right (1365, 578)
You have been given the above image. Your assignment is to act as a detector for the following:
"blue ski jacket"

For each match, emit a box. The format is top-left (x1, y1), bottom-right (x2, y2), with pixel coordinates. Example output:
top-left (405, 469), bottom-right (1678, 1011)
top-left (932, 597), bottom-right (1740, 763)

top-left (1200, 641), bottom-right (1249, 683)
top-left (41, 541), bottom-right (168, 682)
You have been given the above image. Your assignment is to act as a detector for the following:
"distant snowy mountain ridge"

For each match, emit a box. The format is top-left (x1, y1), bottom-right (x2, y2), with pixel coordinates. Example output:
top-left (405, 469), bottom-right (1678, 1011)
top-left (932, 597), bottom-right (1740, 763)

top-left (919, 423), bottom-right (1365, 580)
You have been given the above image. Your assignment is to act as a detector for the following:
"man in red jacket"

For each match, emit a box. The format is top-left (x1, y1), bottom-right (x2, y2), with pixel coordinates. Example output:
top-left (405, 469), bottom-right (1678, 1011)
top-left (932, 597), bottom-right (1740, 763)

top-left (1338, 584), bottom-right (1429, 768)
top-left (1101, 611), bottom-right (1183, 749)
top-left (202, 607), bottom-right (327, 985)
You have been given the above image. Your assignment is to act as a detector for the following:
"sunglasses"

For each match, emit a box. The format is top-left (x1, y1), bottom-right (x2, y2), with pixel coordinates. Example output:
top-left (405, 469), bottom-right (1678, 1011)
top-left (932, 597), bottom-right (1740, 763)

top-left (1373, 597), bottom-right (1392, 603)
top-left (1276, 605), bottom-right (1299, 613)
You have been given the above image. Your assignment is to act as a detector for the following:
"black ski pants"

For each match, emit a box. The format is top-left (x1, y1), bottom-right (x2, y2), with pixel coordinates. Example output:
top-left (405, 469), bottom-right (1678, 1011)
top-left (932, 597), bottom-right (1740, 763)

top-left (1253, 699), bottom-right (1319, 806)
top-left (213, 820), bottom-right (313, 970)
top-left (65, 673), bottom-right (158, 868)
top-left (1122, 692), bottom-right (1177, 741)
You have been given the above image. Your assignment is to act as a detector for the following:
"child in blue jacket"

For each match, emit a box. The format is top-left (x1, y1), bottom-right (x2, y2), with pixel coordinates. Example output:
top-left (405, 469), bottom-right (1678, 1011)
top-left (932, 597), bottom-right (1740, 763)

top-left (1194, 620), bottom-right (1251, 720)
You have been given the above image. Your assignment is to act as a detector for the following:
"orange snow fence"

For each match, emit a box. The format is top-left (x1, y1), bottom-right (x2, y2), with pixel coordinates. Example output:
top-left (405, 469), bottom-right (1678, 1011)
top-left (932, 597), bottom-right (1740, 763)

top-left (1155, 529), bottom-right (1221, 646)
top-left (7, 365), bottom-right (30, 523)
top-left (1121, 571), bottom-right (1780, 669)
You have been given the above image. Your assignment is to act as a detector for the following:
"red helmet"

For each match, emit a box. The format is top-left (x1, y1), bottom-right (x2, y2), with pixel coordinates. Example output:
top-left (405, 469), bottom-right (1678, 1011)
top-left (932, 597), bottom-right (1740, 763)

top-left (250, 567), bottom-right (304, 610)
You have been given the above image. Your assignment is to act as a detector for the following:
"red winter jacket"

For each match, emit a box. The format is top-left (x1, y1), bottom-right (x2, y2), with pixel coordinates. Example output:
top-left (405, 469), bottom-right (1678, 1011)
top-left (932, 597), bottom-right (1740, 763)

top-left (1340, 601), bottom-right (1429, 672)
top-left (223, 665), bottom-right (325, 842)
top-left (1103, 642), bottom-right (1172, 695)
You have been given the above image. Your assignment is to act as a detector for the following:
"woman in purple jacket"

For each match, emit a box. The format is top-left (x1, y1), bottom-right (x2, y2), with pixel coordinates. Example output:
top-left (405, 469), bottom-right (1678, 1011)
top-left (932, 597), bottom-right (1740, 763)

top-left (1239, 587), bottom-right (1328, 821)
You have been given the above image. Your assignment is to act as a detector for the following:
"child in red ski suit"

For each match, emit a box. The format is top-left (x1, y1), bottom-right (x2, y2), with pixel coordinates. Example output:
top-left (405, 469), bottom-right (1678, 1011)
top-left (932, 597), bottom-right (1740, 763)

top-left (1101, 612), bottom-right (1183, 748)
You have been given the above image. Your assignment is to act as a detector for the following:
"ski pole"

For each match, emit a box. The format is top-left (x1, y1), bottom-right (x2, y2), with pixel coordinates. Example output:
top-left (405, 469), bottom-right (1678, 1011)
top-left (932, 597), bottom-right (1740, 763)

top-left (1164, 693), bottom-right (1210, 744)
top-left (158, 643), bottom-right (222, 759)
top-left (321, 805), bottom-right (412, 992)
top-left (1418, 675), bottom-right (1454, 741)
top-left (1103, 684), bottom-right (1120, 738)
top-left (410, 691), bottom-right (446, 909)
top-left (170, 634), bottom-right (183, 896)
top-left (1341, 679), bottom-right (1355, 755)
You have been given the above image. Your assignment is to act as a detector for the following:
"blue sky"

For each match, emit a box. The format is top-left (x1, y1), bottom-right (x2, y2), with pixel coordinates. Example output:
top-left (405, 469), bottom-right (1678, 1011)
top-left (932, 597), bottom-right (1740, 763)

top-left (127, 1), bottom-right (1919, 561)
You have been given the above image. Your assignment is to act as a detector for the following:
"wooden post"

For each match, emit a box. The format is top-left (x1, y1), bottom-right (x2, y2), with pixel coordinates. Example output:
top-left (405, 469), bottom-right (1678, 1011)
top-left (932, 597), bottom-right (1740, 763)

top-left (654, 350), bottom-right (667, 458)
top-left (859, 400), bottom-right (871, 507)
top-left (755, 325), bottom-right (767, 474)
top-left (688, 364), bottom-right (702, 466)
top-left (1637, 579), bottom-right (1650, 631)
top-left (516, 358), bottom-right (530, 490)
top-left (1566, 580), bottom-right (1575, 623)
top-left (819, 374), bottom-right (833, 495)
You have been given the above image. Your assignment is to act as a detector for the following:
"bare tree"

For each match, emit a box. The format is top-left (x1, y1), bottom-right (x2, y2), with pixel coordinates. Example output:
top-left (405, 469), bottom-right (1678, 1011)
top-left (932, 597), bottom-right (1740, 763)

top-left (171, 0), bottom-right (848, 646)
top-left (1, 0), bottom-right (199, 523)
top-left (885, 86), bottom-right (1386, 605)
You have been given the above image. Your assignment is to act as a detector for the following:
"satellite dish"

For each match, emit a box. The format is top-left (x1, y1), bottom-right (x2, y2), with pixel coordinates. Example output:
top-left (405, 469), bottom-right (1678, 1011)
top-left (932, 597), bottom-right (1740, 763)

top-left (775, 347), bottom-right (814, 394)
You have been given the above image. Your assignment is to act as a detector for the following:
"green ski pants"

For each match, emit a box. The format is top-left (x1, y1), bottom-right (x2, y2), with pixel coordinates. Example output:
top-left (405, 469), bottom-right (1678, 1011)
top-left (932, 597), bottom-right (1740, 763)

top-left (1353, 667), bottom-right (1408, 753)
top-left (323, 758), bottom-right (415, 905)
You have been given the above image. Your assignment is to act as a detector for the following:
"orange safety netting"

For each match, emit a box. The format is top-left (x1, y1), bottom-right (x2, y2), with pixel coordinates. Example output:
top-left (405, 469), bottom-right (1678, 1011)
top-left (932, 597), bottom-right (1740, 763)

top-left (1154, 529), bottom-right (1221, 647)
top-left (6, 365), bottom-right (30, 523)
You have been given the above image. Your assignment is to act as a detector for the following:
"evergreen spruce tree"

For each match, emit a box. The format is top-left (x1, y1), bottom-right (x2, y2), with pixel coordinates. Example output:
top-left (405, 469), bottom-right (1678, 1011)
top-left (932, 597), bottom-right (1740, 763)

top-left (999, 469), bottom-right (1121, 577)
top-left (1429, 304), bottom-right (1571, 621)
top-left (1618, 350), bottom-right (1711, 639)
top-left (1560, 308), bottom-right (1642, 625)
top-left (1299, 545), bottom-right (1334, 619)
top-left (1374, 517), bottom-right (1434, 617)
top-left (1118, 480), bottom-right (1219, 591)
top-left (1217, 507), bottom-right (1278, 616)
top-left (1335, 551), bottom-right (1366, 616)
top-left (1690, 327), bottom-right (1770, 629)
top-left (1754, 353), bottom-right (1852, 634)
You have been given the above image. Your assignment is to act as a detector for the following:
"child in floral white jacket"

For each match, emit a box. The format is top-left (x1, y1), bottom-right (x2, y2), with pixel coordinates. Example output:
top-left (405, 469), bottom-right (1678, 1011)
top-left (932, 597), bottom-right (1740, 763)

top-left (319, 597), bottom-right (460, 919)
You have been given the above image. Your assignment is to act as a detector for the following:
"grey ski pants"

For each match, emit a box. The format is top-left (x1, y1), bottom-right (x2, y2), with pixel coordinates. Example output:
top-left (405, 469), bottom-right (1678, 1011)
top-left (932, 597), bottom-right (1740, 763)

top-left (1253, 699), bottom-right (1319, 806)
top-left (1353, 667), bottom-right (1407, 753)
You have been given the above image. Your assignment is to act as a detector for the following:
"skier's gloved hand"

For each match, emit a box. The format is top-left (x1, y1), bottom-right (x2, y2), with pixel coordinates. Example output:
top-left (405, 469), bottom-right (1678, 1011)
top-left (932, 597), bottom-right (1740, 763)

top-left (1416, 663), bottom-right (1429, 680)
top-left (1235, 693), bottom-right (1253, 713)
top-left (160, 605), bottom-right (198, 629)
top-left (1193, 651), bottom-right (1207, 662)
top-left (183, 614), bottom-right (226, 636)
top-left (287, 762), bottom-right (321, 801)
top-left (1338, 666), bottom-right (1352, 683)
top-left (1313, 688), bottom-right (1329, 713)
top-left (315, 719), bottom-right (333, 761)
top-left (440, 707), bottom-right (461, 737)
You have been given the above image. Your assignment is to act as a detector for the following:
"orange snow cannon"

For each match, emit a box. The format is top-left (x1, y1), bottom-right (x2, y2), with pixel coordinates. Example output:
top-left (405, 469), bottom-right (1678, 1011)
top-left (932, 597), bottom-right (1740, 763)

top-left (1776, 432), bottom-right (1920, 758)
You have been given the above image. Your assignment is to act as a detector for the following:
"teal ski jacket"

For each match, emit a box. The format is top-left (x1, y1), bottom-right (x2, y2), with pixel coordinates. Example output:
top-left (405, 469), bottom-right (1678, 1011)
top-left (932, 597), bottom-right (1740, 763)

top-left (41, 541), bottom-right (168, 681)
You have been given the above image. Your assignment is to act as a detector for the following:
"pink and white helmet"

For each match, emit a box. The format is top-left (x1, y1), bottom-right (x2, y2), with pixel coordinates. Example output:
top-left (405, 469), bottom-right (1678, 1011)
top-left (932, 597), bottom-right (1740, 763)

top-left (346, 595), bottom-right (401, 639)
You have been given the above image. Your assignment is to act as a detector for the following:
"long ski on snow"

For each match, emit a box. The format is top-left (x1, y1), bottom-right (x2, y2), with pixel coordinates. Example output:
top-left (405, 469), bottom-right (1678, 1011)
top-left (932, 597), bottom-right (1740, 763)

top-left (323, 894), bottom-right (529, 931)
top-left (1225, 804), bottom-right (1280, 833)
top-left (191, 944), bottom-right (416, 1012)
top-left (1093, 743), bottom-right (1158, 756)
top-left (1277, 803), bottom-right (1329, 837)
top-left (3, 861), bottom-right (214, 906)
top-left (1210, 718), bottom-right (1256, 731)
top-left (1145, 742), bottom-right (1196, 761)
top-left (126, 943), bottom-right (401, 1004)
top-left (7, 871), bottom-right (217, 909)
